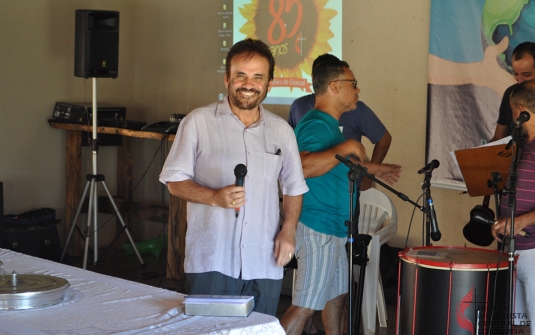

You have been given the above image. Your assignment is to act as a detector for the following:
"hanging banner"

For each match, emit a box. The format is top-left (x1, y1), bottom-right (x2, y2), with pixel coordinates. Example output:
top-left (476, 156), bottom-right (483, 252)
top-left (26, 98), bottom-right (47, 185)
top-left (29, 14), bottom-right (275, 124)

top-left (427, 0), bottom-right (535, 190)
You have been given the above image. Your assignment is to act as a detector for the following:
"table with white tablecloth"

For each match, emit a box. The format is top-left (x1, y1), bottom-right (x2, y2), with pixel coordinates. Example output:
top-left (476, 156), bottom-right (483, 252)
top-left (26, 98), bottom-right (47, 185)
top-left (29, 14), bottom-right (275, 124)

top-left (0, 248), bottom-right (285, 335)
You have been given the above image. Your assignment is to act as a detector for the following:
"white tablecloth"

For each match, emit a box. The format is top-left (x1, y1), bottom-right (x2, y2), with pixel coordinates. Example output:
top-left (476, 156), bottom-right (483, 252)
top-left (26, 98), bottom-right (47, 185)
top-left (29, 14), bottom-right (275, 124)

top-left (0, 249), bottom-right (285, 334)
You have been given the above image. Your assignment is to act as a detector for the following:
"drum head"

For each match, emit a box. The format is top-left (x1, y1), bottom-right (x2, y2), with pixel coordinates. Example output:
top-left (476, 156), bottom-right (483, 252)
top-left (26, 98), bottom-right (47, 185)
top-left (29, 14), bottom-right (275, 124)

top-left (0, 274), bottom-right (70, 310)
top-left (399, 246), bottom-right (508, 270)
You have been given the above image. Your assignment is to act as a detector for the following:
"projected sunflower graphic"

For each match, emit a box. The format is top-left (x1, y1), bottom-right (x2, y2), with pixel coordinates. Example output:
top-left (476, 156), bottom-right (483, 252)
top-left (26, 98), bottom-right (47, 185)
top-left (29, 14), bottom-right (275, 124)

top-left (238, 0), bottom-right (338, 92)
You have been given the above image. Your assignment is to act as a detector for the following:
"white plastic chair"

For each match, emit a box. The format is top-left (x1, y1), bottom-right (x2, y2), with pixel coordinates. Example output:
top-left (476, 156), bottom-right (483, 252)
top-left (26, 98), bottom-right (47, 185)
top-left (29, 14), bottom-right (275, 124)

top-left (354, 187), bottom-right (398, 335)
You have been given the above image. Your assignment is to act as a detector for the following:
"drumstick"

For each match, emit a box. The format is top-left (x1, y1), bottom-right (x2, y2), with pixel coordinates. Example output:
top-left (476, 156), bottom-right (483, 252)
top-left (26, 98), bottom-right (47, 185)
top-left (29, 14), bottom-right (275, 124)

top-left (492, 221), bottom-right (530, 237)
top-left (471, 211), bottom-right (530, 237)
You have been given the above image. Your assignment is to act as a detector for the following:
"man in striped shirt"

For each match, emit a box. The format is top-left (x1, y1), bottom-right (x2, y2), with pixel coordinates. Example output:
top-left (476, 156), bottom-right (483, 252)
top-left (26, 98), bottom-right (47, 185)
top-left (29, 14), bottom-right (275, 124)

top-left (492, 79), bottom-right (535, 334)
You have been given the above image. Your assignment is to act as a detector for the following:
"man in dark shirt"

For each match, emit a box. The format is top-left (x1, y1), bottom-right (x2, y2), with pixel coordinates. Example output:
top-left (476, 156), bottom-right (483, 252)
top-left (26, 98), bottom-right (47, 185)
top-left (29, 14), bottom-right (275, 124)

top-left (491, 42), bottom-right (535, 141)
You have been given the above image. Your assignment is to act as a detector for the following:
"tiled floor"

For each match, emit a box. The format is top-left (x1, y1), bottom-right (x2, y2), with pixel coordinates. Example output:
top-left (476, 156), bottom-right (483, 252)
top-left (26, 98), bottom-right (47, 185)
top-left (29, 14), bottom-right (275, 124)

top-left (64, 248), bottom-right (397, 335)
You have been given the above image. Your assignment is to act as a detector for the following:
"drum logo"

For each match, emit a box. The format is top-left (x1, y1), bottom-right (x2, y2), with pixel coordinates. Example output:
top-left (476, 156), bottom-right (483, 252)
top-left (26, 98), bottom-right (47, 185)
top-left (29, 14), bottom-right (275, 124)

top-left (456, 286), bottom-right (475, 334)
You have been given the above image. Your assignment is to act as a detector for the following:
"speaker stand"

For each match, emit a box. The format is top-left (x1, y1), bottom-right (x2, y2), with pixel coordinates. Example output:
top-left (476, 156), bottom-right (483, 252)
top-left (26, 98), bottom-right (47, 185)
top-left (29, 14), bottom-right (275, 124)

top-left (60, 78), bottom-right (144, 269)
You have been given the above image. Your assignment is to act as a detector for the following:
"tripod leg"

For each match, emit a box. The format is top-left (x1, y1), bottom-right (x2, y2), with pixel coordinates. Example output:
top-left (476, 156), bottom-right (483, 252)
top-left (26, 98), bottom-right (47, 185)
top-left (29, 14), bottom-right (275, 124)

top-left (100, 180), bottom-right (144, 266)
top-left (93, 178), bottom-right (99, 264)
top-left (355, 261), bottom-right (367, 334)
top-left (348, 239), bottom-right (354, 335)
top-left (83, 178), bottom-right (97, 269)
top-left (60, 180), bottom-right (92, 262)
top-left (352, 234), bottom-right (371, 335)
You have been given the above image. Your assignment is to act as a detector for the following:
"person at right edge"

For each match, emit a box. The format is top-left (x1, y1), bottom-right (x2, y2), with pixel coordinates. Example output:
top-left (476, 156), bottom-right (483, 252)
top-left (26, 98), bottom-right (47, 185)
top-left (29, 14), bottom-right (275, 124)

top-left (491, 42), bottom-right (535, 142)
top-left (280, 54), bottom-right (402, 335)
top-left (491, 79), bottom-right (535, 335)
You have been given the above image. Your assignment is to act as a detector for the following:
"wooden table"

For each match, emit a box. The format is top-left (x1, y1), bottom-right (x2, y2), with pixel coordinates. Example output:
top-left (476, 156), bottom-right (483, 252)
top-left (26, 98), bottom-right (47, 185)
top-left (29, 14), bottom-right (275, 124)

top-left (49, 122), bottom-right (185, 281)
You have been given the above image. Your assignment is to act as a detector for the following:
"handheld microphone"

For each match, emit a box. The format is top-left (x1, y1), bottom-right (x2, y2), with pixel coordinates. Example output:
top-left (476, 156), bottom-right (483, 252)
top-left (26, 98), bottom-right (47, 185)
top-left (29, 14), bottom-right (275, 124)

top-left (234, 164), bottom-right (247, 217)
top-left (471, 211), bottom-right (530, 237)
top-left (428, 198), bottom-right (441, 241)
top-left (514, 111), bottom-right (531, 128)
top-left (418, 159), bottom-right (440, 174)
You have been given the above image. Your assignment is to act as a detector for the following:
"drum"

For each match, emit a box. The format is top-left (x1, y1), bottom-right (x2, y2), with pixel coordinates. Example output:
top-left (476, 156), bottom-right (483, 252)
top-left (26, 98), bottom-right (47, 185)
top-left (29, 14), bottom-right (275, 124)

top-left (397, 246), bottom-right (510, 335)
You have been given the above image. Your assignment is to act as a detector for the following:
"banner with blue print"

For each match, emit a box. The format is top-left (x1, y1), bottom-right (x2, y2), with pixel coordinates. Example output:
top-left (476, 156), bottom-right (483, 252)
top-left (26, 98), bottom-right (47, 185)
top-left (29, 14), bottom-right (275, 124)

top-left (427, 0), bottom-right (535, 190)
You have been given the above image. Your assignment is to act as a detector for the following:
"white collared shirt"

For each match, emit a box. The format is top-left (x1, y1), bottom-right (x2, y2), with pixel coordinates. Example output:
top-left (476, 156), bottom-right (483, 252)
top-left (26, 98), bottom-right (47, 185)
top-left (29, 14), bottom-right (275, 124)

top-left (160, 97), bottom-right (308, 280)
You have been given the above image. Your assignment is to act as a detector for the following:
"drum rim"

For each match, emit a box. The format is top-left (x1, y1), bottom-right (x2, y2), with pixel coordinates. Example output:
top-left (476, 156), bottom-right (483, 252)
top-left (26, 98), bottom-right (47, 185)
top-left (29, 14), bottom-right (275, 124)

top-left (399, 245), bottom-right (509, 270)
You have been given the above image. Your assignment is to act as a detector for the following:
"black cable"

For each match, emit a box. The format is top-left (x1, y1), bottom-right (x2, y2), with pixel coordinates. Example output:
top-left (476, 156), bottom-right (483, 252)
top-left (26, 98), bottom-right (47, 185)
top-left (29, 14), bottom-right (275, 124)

top-left (131, 137), bottom-right (165, 194)
top-left (160, 135), bottom-right (169, 214)
top-left (486, 247), bottom-right (506, 335)
top-left (404, 193), bottom-right (424, 249)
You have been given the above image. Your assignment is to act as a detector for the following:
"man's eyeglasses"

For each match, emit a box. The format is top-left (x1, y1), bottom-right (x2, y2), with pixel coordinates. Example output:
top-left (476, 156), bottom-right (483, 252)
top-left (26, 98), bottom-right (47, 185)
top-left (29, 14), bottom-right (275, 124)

top-left (331, 79), bottom-right (358, 89)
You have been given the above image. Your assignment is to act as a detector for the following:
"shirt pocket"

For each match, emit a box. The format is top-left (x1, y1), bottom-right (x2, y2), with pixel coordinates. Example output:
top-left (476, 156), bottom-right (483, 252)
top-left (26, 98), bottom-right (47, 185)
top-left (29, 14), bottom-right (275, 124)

top-left (264, 152), bottom-right (283, 185)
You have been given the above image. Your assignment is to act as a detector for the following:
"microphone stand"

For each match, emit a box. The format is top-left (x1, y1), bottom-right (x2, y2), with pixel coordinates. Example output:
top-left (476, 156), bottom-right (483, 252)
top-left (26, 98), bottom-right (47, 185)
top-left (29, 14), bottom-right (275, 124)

top-left (335, 155), bottom-right (426, 214)
top-left (422, 172), bottom-right (432, 246)
top-left (344, 165), bottom-right (371, 335)
top-left (502, 126), bottom-right (526, 333)
top-left (489, 172), bottom-right (503, 218)
top-left (335, 155), bottom-right (426, 335)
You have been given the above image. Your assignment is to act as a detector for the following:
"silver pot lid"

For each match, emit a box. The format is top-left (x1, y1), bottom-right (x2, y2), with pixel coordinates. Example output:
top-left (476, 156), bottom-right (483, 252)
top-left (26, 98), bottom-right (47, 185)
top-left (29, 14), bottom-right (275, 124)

top-left (0, 273), bottom-right (70, 310)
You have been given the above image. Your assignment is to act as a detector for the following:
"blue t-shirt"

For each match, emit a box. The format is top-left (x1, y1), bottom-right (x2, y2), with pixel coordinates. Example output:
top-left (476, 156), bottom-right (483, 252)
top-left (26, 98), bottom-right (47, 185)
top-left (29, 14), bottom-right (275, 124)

top-left (288, 94), bottom-right (387, 144)
top-left (295, 109), bottom-right (354, 237)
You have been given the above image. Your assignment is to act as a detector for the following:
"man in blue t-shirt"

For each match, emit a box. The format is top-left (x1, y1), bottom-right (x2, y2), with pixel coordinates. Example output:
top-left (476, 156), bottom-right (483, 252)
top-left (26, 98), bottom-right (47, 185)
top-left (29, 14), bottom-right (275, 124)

top-left (280, 54), bottom-right (401, 335)
top-left (288, 57), bottom-right (392, 191)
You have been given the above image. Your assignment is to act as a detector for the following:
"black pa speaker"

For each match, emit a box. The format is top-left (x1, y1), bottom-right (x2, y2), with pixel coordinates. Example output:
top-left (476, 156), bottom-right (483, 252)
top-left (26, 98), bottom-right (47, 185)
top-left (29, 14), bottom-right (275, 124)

top-left (74, 10), bottom-right (119, 78)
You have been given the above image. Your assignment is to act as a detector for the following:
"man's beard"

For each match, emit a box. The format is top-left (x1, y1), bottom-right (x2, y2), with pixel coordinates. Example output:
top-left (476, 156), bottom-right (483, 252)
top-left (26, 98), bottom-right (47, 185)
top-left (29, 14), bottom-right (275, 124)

top-left (229, 87), bottom-right (268, 110)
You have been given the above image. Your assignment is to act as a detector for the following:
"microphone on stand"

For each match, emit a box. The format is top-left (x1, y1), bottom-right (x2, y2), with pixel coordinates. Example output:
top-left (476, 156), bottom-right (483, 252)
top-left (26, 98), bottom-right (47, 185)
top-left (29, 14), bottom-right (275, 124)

top-left (418, 159), bottom-right (440, 174)
top-left (234, 164), bottom-right (247, 217)
top-left (514, 111), bottom-right (531, 128)
top-left (428, 198), bottom-right (441, 241)
top-left (506, 112), bottom-right (531, 150)
top-left (471, 211), bottom-right (530, 237)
